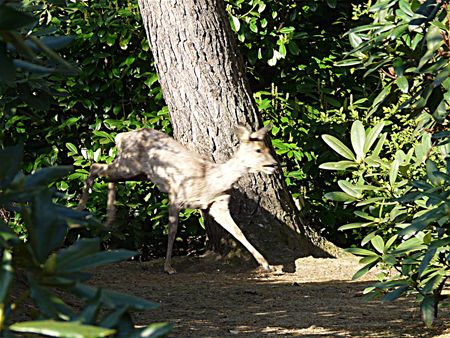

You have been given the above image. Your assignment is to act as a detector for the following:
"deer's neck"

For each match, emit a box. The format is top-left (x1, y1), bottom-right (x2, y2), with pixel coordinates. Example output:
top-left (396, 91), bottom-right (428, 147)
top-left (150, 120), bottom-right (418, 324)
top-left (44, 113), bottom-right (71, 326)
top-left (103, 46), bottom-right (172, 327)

top-left (207, 152), bottom-right (249, 193)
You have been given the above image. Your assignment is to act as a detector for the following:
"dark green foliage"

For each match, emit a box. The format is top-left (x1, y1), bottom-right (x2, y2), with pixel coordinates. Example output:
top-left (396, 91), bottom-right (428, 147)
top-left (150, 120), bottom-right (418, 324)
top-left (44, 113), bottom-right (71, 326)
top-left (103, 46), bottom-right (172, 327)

top-left (322, 0), bottom-right (449, 326)
top-left (1, 0), bottom-right (203, 257)
top-left (1, 0), bottom-right (374, 251)
top-left (0, 0), bottom-right (448, 331)
top-left (0, 2), bottom-right (170, 336)
top-left (0, 145), bottom-right (171, 337)
top-left (225, 0), bottom-right (380, 243)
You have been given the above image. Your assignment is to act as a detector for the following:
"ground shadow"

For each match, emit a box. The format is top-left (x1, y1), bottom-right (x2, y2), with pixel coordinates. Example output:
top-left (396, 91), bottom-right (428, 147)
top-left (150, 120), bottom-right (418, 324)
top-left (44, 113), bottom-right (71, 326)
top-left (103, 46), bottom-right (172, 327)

top-left (88, 258), bottom-right (450, 338)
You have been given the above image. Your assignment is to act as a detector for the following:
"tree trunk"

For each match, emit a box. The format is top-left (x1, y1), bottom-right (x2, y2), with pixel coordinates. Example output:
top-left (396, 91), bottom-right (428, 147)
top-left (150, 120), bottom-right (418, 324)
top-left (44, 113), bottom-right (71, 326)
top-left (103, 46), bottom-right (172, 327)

top-left (137, 0), bottom-right (345, 265)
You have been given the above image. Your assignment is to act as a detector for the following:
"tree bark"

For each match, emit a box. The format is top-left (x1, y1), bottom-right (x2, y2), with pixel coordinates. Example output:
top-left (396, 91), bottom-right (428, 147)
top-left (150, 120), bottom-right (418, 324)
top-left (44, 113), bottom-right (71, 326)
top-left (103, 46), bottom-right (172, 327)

top-left (137, 0), bottom-right (345, 265)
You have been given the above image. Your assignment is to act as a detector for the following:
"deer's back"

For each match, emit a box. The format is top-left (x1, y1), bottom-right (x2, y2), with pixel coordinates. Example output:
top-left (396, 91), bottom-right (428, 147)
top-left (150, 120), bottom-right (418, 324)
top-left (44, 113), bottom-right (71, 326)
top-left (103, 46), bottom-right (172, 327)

top-left (115, 129), bottom-right (212, 204)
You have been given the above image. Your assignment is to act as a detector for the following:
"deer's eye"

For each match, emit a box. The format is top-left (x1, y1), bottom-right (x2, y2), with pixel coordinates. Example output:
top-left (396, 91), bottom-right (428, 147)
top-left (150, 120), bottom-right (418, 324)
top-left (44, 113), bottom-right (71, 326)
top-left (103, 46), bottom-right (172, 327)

top-left (255, 149), bottom-right (262, 153)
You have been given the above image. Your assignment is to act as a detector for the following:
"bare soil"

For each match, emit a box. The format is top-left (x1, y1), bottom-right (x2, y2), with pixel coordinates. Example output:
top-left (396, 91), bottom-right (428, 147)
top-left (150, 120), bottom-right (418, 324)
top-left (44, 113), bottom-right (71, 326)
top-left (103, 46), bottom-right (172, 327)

top-left (89, 255), bottom-right (450, 337)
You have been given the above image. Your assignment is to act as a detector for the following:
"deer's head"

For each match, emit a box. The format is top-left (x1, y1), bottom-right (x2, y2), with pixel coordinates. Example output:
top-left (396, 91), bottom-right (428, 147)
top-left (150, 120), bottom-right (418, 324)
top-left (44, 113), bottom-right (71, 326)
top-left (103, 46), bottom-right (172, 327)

top-left (235, 125), bottom-right (278, 175)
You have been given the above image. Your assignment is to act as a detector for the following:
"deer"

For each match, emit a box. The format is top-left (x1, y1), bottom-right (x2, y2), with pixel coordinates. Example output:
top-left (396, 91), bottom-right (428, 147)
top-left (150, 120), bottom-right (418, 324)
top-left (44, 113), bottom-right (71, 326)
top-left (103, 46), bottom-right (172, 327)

top-left (77, 125), bottom-right (278, 274)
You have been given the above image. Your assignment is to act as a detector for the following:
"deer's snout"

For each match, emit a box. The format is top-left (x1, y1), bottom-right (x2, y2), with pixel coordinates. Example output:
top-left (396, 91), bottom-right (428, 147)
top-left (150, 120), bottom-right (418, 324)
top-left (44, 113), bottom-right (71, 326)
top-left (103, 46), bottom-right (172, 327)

top-left (262, 157), bottom-right (278, 174)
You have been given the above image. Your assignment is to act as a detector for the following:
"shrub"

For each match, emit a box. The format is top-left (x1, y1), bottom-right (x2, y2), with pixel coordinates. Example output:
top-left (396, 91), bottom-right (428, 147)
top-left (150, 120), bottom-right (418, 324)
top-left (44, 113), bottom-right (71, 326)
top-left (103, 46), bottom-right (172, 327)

top-left (0, 3), bottom-right (170, 336)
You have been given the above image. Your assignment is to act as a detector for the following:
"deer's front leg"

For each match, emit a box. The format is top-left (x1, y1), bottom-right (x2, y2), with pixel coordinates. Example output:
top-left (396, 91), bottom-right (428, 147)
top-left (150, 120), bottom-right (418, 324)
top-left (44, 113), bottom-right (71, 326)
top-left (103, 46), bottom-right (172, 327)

top-left (164, 204), bottom-right (180, 274)
top-left (208, 196), bottom-right (270, 270)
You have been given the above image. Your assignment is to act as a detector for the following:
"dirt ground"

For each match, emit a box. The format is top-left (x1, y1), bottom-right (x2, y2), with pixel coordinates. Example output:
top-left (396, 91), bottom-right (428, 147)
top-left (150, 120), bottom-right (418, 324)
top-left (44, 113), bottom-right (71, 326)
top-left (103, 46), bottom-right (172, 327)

top-left (89, 255), bottom-right (450, 338)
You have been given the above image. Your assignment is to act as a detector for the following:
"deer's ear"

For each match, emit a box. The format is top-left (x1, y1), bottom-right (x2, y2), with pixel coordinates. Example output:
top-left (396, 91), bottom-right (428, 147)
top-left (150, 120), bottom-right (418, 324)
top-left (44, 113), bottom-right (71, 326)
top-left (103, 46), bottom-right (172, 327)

top-left (236, 125), bottom-right (251, 142)
top-left (250, 123), bottom-right (271, 141)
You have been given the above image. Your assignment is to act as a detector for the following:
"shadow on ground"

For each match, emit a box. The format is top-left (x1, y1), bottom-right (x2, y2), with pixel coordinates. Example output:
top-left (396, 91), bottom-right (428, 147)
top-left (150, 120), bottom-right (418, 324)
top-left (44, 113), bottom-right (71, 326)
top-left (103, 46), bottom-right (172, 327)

top-left (88, 256), bottom-right (450, 338)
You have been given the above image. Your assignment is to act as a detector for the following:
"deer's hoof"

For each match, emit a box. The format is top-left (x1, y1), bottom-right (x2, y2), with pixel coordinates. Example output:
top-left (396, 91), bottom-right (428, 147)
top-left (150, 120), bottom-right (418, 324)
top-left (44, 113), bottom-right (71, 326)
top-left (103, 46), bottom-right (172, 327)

top-left (261, 264), bottom-right (275, 272)
top-left (164, 266), bottom-right (177, 275)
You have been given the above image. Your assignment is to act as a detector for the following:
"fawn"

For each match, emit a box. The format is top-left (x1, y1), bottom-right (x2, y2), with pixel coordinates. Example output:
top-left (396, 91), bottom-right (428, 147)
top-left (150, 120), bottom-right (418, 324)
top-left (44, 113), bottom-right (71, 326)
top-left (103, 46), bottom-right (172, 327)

top-left (78, 125), bottom-right (277, 274)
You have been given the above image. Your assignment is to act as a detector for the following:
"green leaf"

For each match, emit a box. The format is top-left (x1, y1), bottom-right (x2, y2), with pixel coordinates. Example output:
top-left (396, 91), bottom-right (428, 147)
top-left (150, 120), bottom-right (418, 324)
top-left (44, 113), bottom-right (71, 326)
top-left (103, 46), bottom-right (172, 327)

top-left (346, 247), bottom-right (378, 256)
top-left (371, 235), bottom-right (385, 254)
top-left (287, 41), bottom-right (300, 56)
top-left (13, 59), bottom-right (56, 74)
top-left (279, 27), bottom-right (295, 34)
top-left (433, 66), bottom-right (450, 87)
top-left (338, 222), bottom-right (373, 231)
top-left (364, 121), bottom-right (385, 154)
top-left (356, 197), bottom-right (385, 207)
top-left (351, 121), bottom-right (366, 161)
top-left (29, 279), bottom-right (75, 319)
top-left (426, 25), bottom-right (442, 52)
top-left (346, 23), bottom-right (383, 34)
top-left (352, 261), bottom-right (377, 280)
top-left (415, 133), bottom-right (432, 163)
top-left (278, 43), bottom-right (286, 58)
top-left (28, 191), bottom-right (68, 263)
top-left (319, 161), bottom-right (357, 170)
top-left (359, 255), bottom-right (380, 265)
top-left (382, 254), bottom-right (396, 265)
top-left (0, 6), bottom-right (35, 29)
top-left (55, 238), bottom-right (100, 269)
top-left (426, 160), bottom-right (443, 185)
top-left (334, 58), bottom-right (362, 67)
top-left (399, 0), bottom-right (414, 17)
top-left (25, 166), bottom-right (73, 189)
top-left (389, 159), bottom-right (400, 187)
top-left (249, 22), bottom-right (258, 33)
top-left (230, 16), bottom-right (240, 32)
top-left (385, 235), bottom-right (398, 250)
top-left (76, 290), bottom-right (102, 325)
top-left (368, 85), bottom-right (391, 117)
top-left (258, 3), bottom-right (266, 13)
top-left (338, 180), bottom-right (362, 198)
top-left (57, 250), bottom-right (136, 273)
top-left (382, 286), bottom-right (408, 301)
top-left (393, 236), bottom-right (426, 254)
top-left (0, 144), bottom-right (23, 186)
top-left (72, 284), bottom-right (159, 311)
top-left (324, 192), bottom-right (357, 202)
top-left (396, 76), bottom-right (409, 93)
top-left (418, 247), bottom-right (437, 278)
top-left (399, 208), bottom-right (446, 237)
top-left (369, 0), bottom-right (397, 11)
top-left (326, 0), bottom-right (337, 8)
top-left (421, 296), bottom-right (436, 327)
top-left (37, 36), bottom-right (74, 51)
top-left (354, 211), bottom-right (375, 221)
top-left (9, 320), bottom-right (115, 338)
top-left (98, 307), bottom-right (128, 328)
top-left (0, 250), bottom-right (13, 303)
top-left (361, 231), bottom-right (377, 246)
top-left (349, 33), bottom-right (362, 48)
top-left (372, 133), bottom-right (387, 157)
top-left (0, 221), bottom-right (19, 247)
top-left (66, 143), bottom-right (78, 154)
top-left (322, 135), bottom-right (355, 160)
top-left (0, 42), bottom-right (15, 83)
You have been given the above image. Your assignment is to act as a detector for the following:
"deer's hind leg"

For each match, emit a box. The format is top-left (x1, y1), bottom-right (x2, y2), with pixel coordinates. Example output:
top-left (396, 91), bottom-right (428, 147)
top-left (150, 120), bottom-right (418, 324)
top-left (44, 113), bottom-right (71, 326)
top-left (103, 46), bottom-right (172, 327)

top-left (164, 203), bottom-right (180, 274)
top-left (78, 158), bottom-right (141, 225)
top-left (105, 182), bottom-right (116, 226)
top-left (208, 195), bottom-right (271, 270)
top-left (77, 163), bottom-right (110, 210)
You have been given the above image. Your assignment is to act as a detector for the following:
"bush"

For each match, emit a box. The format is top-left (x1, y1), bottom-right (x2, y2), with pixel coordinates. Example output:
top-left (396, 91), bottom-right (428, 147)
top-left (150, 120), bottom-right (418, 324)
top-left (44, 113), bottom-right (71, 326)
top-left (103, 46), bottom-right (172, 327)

top-left (0, 145), bottom-right (171, 336)
top-left (0, 3), bottom-right (170, 336)
top-left (323, 0), bottom-right (449, 326)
